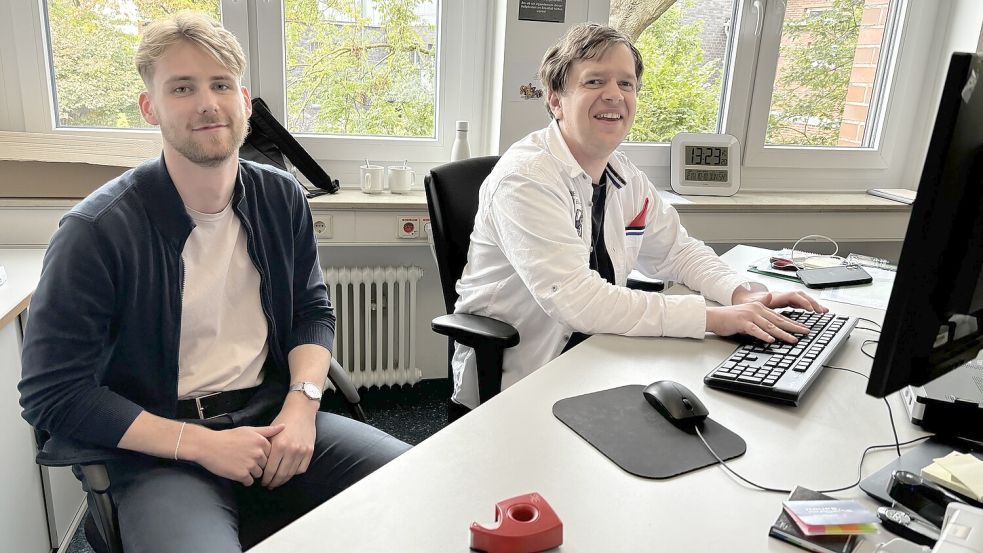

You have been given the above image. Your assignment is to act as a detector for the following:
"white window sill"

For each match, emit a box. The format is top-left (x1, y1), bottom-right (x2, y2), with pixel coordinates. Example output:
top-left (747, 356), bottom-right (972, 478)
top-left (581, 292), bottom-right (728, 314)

top-left (0, 131), bottom-right (161, 167)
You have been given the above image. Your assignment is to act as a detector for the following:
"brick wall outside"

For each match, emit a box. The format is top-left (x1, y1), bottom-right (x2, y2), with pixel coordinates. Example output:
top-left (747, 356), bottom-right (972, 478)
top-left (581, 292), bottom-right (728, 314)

top-left (771, 0), bottom-right (889, 146)
top-left (838, 0), bottom-right (890, 146)
top-left (643, 0), bottom-right (889, 146)
top-left (679, 0), bottom-right (736, 67)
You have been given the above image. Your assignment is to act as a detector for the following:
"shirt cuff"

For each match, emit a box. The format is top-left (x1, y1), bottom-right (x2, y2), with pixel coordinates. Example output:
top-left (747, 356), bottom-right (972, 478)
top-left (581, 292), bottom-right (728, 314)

top-left (712, 275), bottom-right (762, 306)
top-left (662, 294), bottom-right (708, 339)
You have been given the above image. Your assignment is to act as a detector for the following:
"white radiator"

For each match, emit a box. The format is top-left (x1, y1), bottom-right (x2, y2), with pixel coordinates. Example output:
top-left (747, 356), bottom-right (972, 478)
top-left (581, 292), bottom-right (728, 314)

top-left (323, 266), bottom-right (424, 388)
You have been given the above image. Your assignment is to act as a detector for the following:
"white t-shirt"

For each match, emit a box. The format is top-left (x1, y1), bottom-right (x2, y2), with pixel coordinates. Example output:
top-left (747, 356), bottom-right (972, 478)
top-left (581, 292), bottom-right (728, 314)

top-left (178, 202), bottom-right (269, 399)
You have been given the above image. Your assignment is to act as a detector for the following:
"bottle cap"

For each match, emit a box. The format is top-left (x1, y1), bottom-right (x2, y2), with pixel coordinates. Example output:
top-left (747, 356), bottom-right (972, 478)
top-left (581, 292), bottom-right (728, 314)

top-left (456, 120), bottom-right (469, 131)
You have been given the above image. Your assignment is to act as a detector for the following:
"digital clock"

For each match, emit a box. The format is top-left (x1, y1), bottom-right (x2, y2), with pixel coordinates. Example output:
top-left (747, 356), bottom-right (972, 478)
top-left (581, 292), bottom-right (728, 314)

top-left (670, 133), bottom-right (741, 196)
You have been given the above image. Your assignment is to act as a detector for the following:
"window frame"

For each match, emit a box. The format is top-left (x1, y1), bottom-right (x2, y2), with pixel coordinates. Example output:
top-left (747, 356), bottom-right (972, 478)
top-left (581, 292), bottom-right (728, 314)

top-left (740, 0), bottom-right (910, 170)
top-left (0, 0), bottom-right (487, 169)
top-left (252, 0), bottom-right (486, 164)
top-left (604, 0), bottom-right (942, 191)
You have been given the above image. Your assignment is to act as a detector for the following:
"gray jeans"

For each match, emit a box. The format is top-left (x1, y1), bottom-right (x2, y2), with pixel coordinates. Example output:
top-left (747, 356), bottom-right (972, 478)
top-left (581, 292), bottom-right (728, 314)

top-left (101, 411), bottom-right (410, 553)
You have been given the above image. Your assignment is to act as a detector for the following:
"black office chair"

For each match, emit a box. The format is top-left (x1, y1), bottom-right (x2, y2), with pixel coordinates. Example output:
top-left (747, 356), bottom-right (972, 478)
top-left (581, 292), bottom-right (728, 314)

top-left (33, 358), bottom-right (366, 553)
top-left (424, 156), bottom-right (520, 416)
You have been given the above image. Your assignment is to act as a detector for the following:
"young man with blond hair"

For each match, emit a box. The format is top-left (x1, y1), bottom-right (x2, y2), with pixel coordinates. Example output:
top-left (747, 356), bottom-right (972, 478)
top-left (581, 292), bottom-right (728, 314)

top-left (451, 23), bottom-right (826, 410)
top-left (20, 11), bottom-right (408, 552)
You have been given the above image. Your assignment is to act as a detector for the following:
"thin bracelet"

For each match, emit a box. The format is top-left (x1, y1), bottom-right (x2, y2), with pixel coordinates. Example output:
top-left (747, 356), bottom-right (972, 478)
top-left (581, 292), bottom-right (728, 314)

top-left (173, 421), bottom-right (187, 461)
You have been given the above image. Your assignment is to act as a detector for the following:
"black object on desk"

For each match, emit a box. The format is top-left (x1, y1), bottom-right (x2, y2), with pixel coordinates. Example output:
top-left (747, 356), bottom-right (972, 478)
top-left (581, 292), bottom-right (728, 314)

top-left (796, 265), bottom-right (872, 289)
top-left (859, 436), bottom-right (983, 510)
top-left (553, 385), bottom-right (746, 479)
top-left (887, 470), bottom-right (965, 529)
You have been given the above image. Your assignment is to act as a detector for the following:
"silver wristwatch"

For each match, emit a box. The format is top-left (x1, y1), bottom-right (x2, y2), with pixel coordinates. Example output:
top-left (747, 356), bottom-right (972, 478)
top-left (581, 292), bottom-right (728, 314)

top-left (288, 381), bottom-right (323, 401)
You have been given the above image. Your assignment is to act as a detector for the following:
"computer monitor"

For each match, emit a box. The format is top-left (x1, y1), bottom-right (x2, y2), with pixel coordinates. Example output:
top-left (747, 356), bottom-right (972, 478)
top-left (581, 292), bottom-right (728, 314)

top-left (866, 52), bottom-right (983, 398)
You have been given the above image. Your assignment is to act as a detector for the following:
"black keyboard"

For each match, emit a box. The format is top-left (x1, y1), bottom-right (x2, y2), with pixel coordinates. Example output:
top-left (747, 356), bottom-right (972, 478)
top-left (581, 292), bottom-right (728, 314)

top-left (703, 308), bottom-right (857, 405)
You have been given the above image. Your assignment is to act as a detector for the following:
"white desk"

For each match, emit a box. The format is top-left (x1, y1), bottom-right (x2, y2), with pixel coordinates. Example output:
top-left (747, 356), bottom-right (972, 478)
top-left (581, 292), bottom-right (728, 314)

top-left (251, 245), bottom-right (925, 553)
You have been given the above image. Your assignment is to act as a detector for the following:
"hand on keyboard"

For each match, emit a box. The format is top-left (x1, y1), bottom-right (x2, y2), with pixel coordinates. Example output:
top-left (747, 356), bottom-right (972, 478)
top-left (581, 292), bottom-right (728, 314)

top-left (704, 308), bottom-right (857, 405)
top-left (706, 302), bottom-right (812, 344)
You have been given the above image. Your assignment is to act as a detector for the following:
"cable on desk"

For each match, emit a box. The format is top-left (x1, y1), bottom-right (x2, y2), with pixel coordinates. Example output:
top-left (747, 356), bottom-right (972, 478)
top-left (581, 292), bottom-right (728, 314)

top-left (824, 365), bottom-right (900, 457)
top-left (854, 317), bottom-right (882, 331)
top-left (819, 436), bottom-right (932, 494)
top-left (694, 425), bottom-right (792, 494)
top-left (696, 362), bottom-right (920, 494)
top-left (695, 424), bottom-right (930, 496)
top-left (860, 340), bottom-right (879, 360)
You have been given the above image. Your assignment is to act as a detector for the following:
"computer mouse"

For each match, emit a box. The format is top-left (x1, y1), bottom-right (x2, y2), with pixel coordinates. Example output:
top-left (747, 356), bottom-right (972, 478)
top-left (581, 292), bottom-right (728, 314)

top-left (642, 380), bottom-right (709, 427)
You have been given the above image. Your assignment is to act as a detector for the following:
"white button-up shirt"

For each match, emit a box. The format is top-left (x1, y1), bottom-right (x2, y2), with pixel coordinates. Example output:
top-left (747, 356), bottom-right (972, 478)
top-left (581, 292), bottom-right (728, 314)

top-left (451, 120), bottom-right (751, 408)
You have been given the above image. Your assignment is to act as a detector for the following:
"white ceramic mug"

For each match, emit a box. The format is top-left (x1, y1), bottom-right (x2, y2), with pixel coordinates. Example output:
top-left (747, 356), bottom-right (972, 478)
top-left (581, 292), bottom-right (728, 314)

top-left (360, 165), bottom-right (386, 194)
top-left (387, 166), bottom-right (415, 194)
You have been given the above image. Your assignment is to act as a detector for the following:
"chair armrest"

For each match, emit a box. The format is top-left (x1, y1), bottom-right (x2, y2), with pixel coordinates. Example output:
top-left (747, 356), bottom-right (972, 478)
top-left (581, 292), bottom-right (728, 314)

top-left (327, 358), bottom-right (367, 422)
top-left (627, 277), bottom-right (665, 292)
top-left (431, 314), bottom-right (519, 349)
top-left (36, 435), bottom-right (124, 468)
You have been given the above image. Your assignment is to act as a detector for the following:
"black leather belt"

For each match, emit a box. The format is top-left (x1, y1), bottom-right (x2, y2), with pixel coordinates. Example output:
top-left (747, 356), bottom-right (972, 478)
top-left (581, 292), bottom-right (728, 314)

top-left (177, 387), bottom-right (259, 420)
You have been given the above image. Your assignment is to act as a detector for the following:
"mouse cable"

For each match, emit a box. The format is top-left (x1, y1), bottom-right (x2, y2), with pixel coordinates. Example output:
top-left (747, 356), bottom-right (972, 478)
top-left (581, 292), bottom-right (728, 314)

top-left (694, 426), bottom-right (929, 496)
top-left (695, 363), bottom-right (918, 494)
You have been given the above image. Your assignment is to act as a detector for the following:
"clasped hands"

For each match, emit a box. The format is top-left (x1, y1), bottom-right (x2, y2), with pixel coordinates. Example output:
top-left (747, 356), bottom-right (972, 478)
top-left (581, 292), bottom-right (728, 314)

top-left (188, 398), bottom-right (316, 488)
top-left (706, 288), bottom-right (827, 344)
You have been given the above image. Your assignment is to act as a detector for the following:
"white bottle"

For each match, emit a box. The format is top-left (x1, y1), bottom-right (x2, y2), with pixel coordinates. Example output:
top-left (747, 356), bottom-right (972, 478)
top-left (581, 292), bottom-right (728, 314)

top-left (450, 120), bottom-right (471, 161)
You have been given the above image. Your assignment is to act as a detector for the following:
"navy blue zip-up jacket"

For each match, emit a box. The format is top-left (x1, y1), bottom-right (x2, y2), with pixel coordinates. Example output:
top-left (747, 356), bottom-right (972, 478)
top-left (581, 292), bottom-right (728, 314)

top-left (19, 156), bottom-right (334, 457)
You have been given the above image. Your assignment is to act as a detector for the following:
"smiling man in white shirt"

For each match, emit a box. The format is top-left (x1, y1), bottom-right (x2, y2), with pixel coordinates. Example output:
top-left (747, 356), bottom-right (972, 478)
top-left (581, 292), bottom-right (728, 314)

top-left (451, 23), bottom-right (826, 410)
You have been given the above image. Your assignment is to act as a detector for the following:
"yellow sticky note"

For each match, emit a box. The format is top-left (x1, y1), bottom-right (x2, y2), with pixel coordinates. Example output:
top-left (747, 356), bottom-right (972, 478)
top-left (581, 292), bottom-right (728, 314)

top-left (935, 452), bottom-right (983, 499)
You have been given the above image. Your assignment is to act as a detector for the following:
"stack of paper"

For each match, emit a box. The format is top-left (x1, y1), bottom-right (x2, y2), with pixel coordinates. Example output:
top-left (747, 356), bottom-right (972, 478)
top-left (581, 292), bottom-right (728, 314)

top-left (921, 451), bottom-right (983, 501)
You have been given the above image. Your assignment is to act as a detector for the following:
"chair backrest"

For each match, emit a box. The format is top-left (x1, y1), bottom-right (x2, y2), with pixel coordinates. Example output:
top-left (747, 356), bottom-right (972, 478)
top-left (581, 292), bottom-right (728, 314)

top-left (424, 156), bottom-right (500, 314)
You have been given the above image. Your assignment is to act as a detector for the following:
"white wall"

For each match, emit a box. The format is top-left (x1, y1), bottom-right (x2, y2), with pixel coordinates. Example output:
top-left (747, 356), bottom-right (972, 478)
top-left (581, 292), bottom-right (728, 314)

top-left (490, 0), bottom-right (615, 153)
top-left (900, 1), bottom-right (983, 188)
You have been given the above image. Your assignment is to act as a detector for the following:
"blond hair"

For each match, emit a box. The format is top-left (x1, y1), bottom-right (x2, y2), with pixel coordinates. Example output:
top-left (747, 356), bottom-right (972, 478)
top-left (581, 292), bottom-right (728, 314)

top-left (135, 10), bottom-right (246, 86)
top-left (538, 23), bottom-right (644, 118)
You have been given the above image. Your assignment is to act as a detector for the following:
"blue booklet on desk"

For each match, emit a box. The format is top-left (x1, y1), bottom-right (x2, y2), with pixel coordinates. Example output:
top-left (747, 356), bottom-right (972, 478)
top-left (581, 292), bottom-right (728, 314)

top-left (769, 486), bottom-right (864, 553)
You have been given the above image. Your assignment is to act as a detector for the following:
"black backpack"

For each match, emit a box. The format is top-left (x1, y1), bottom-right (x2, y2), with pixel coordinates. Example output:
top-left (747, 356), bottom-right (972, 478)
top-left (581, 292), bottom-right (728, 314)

top-left (240, 97), bottom-right (340, 197)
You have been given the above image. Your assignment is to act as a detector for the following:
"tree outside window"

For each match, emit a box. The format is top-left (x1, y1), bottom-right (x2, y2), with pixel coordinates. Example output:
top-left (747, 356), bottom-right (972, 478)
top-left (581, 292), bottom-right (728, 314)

top-left (766, 0), bottom-right (887, 147)
top-left (45, 0), bottom-right (221, 129)
top-left (611, 0), bottom-right (892, 148)
top-left (284, 0), bottom-right (437, 138)
top-left (612, 0), bottom-right (730, 143)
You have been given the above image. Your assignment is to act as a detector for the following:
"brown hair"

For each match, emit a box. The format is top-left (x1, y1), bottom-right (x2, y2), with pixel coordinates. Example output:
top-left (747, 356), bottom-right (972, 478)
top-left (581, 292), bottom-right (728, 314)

top-left (538, 23), bottom-right (643, 118)
top-left (135, 10), bottom-right (246, 87)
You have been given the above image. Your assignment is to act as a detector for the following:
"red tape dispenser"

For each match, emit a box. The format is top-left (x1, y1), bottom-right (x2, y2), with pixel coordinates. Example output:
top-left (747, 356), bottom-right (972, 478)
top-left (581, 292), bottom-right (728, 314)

top-left (470, 492), bottom-right (563, 553)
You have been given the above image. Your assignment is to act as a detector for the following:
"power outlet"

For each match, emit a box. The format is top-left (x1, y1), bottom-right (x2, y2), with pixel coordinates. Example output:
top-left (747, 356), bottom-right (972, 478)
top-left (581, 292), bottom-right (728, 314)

top-left (312, 215), bottom-right (333, 238)
top-left (397, 216), bottom-right (420, 239)
top-left (421, 216), bottom-right (432, 239)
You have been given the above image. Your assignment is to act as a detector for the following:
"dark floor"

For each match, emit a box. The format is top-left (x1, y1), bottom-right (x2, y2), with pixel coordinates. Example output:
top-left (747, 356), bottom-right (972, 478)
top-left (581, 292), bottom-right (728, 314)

top-left (66, 379), bottom-right (451, 553)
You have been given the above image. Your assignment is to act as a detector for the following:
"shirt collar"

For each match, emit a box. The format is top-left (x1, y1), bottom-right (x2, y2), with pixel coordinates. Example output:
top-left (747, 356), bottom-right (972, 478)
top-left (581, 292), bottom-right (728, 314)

top-left (544, 119), bottom-right (627, 189)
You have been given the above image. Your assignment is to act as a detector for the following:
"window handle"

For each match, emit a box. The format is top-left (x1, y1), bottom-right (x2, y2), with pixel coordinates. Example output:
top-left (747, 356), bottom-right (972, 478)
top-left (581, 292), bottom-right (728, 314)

top-left (752, 0), bottom-right (764, 37)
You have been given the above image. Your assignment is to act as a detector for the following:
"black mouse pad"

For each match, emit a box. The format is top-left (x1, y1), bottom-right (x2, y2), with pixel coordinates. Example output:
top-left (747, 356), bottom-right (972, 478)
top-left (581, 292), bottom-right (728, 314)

top-left (552, 385), bottom-right (746, 479)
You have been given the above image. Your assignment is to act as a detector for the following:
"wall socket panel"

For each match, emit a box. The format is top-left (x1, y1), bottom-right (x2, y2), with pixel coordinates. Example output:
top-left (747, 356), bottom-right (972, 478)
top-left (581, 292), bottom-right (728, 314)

top-left (421, 216), bottom-right (432, 239)
top-left (312, 215), bottom-right (333, 238)
top-left (397, 215), bottom-right (420, 239)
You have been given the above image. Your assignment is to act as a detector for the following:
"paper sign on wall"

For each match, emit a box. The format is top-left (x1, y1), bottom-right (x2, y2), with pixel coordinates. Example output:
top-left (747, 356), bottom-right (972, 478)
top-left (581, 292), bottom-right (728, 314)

top-left (518, 0), bottom-right (565, 23)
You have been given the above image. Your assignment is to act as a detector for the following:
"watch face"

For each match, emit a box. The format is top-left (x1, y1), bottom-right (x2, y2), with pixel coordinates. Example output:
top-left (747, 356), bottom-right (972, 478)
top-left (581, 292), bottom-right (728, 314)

top-left (303, 382), bottom-right (322, 400)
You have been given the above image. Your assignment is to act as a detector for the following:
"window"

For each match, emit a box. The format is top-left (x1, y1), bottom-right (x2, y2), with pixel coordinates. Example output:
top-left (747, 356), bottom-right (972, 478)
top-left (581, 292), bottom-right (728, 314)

top-left (255, 0), bottom-right (483, 164)
top-left (766, 0), bottom-right (895, 148)
top-left (282, 0), bottom-right (438, 138)
top-left (43, 0), bottom-right (221, 130)
top-left (606, 0), bottom-right (929, 179)
top-left (4, 0), bottom-right (485, 168)
top-left (613, 0), bottom-right (739, 143)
